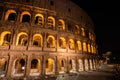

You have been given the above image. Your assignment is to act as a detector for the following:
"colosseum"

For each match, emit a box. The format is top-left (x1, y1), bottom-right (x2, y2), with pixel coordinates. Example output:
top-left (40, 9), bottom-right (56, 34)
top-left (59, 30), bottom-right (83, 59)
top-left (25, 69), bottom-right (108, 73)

top-left (0, 0), bottom-right (98, 80)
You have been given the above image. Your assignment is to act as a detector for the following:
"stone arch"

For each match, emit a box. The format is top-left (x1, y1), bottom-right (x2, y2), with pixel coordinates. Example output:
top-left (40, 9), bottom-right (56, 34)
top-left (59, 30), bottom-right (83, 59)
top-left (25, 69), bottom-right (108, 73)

top-left (45, 58), bottom-right (55, 74)
top-left (47, 35), bottom-right (56, 48)
top-left (0, 31), bottom-right (11, 46)
top-left (81, 27), bottom-right (85, 36)
top-left (59, 58), bottom-right (66, 73)
top-left (59, 37), bottom-right (66, 49)
top-left (84, 59), bottom-right (89, 71)
top-left (69, 39), bottom-right (75, 50)
top-left (78, 59), bottom-right (84, 71)
top-left (75, 25), bottom-right (80, 34)
top-left (16, 32), bottom-right (28, 46)
top-left (77, 40), bottom-right (82, 51)
top-left (91, 45), bottom-right (94, 53)
top-left (33, 34), bottom-right (43, 47)
top-left (13, 58), bottom-right (25, 76)
top-left (89, 59), bottom-right (93, 70)
top-left (47, 16), bottom-right (55, 29)
top-left (35, 14), bottom-right (44, 25)
top-left (58, 19), bottom-right (65, 30)
top-left (30, 58), bottom-right (41, 76)
top-left (20, 11), bottom-right (31, 23)
top-left (83, 42), bottom-right (87, 52)
top-left (0, 58), bottom-right (7, 73)
top-left (87, 43), bottom-right (91, 53)
top-left (69, 59), bottom-right (76, 73)
top-left (4, 9), bottom-right (16, 21)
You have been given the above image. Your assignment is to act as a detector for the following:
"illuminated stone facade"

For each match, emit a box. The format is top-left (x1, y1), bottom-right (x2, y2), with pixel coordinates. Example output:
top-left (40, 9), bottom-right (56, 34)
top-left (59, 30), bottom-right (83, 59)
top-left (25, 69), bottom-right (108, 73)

top-left (0, 0), bottom-right (98, 79)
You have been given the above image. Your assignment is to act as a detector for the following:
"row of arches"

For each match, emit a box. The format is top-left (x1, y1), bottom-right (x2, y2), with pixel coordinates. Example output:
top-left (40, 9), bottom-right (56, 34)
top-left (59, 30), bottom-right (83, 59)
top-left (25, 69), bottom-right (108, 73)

top-left (0, 31), bottom-right (97, 53)
top-left (3, 9), bottom-right (95, 41)
top-left (0, 57), bottom-right (97, 77)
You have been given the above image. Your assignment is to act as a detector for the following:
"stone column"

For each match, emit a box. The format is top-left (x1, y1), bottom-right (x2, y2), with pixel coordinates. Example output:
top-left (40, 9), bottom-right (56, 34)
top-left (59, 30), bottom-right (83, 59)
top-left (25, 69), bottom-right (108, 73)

top-left (41, 55), bottom-right (45, 76)
top-left (41, 55), bottom-right (46, 76)
top-left (6, 55), bottom-right (14, 77)
top-left (76, 57), bottom-right (79, 72)
top-left (55, 56), bottom-right (59, 75)
top-left (66, 57), bottom-right (69, 73)
top-left (24, 55), bottom-right (31, 78)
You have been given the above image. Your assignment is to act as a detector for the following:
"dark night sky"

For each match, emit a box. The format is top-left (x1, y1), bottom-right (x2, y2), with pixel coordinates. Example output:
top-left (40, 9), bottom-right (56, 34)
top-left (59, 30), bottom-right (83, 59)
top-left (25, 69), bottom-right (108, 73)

top-left (71, 0), bottom-right (120, 57)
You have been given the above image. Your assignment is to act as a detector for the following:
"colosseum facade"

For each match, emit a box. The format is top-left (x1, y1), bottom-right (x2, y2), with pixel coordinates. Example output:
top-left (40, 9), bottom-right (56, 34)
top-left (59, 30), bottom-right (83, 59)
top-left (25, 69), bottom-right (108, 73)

top-left (0, 0), bottom-right (98, 79)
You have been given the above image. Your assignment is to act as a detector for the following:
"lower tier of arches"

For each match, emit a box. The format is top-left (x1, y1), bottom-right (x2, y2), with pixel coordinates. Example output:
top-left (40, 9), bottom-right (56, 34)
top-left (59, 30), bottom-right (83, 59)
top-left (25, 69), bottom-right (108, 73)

top-left (0, 51), bottom-right (98, 78)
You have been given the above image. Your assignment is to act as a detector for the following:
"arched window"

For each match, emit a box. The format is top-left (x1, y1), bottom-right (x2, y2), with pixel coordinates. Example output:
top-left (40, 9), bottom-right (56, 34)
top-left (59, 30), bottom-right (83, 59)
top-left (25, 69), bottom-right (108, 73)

top-left (91, 45), bottom-right (94, 53)
top-left (33, 34), bottom-right (43, 47)
top-left (59, 37), bottom-right (66, 49)
top-left (47, 16), bottom-right (55, 29)
top-left (78, 59), bottom-right (84, 71)
top-left (30, 59), bottom-right (40, 74)
top-left (31, 59), bottom-right (38, 69)
top-left (14, 59), bottom-right (25, 74)
top-left (20, 11), bottom-right (31, 23)
top-left (0, 31), bottom-right (11, 46)
top-left (45, 58), bottom-right (55, 74)
top-left (35, 14), bottom-right (44, 26)
top-left (77, 41), bottom-right (82, 51)
top-left (88, 43), bottom-right (91, 53)
top-left (22, 14), bottom-right (30, 22)
top-left (69, 39), bottom-right (75, 50)
top-left (16, 32), bottom-right (28, 46)
top-left (83, 42), bottom-right (87, 52)
top-left (84, 59), bottom-right (88, 71)
top-left (47, 35), bottom-right (56, 48)
top-left (5, 10), bottom-right (16, 21)
top-left (8, 13), bottom-right (16, 21)
top-left (58, 19), bottom-right (65, 30)
top-left (59, 59), bottom-right (66, 73)
top-left (81, 28), bottom-right (85, 36)
top-left (75, 25), bottom-right (80, 34)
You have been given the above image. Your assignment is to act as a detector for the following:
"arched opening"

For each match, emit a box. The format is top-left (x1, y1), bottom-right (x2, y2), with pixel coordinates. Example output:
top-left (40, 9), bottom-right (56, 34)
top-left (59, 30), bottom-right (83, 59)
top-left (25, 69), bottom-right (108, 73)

top-left (13, 59), bottom-right (25, 75)
top-left (4, 10), bottom-right (16, 21)
top-left (0, 31), bottom-right (11, 46)
top-left (69, 59), bottom-right (76, 72)
top-left (33, 34), bottom-right (43, 47)
top-left (78, 59), bottom-right (83, 71)
top-left (16, 32), bottom-right (28, 46)
top-left (30, 59), bottom-right (40, 75)
top-left (59, 59), bottom-right (66, 73)
top-left (47, 35), bottom-right (56, 48)
top-left (84, 59), bottom-right (89, 71)
top-left (35, 14), bottom-right (44, 26)
top-left (47, 16), bottom-right (55, 29)
top-left (69, 39), bottom-right (75, 50)
top-left (83, 42), bottom-right (87, 52)
top-left (91, 45), bottom-right (94, 53)
top-left (81, 28), bottom-right (85, 36)
top-left (58, 19), bottom-right (65, 30)
top-left (89, 59), bottom-right (93, 70)
top-left (22, 14), bottom-right (30, 23)
top-left (88, 43), bottom-right (91, 53)
top-left (0, 58), bottom-right (7, 77)
top-left (45, 58), bottom-right (55, 74)
top-left (77, 41), bottom-right (82, 51)
top-left (8, 13), bottom-right (16, 21)
top-left (75, 25), bottom-right (80, 34)
top-left (59, 37), bottom-right (66, 49)
top-left (20, 11), bottom-right (31, 23)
